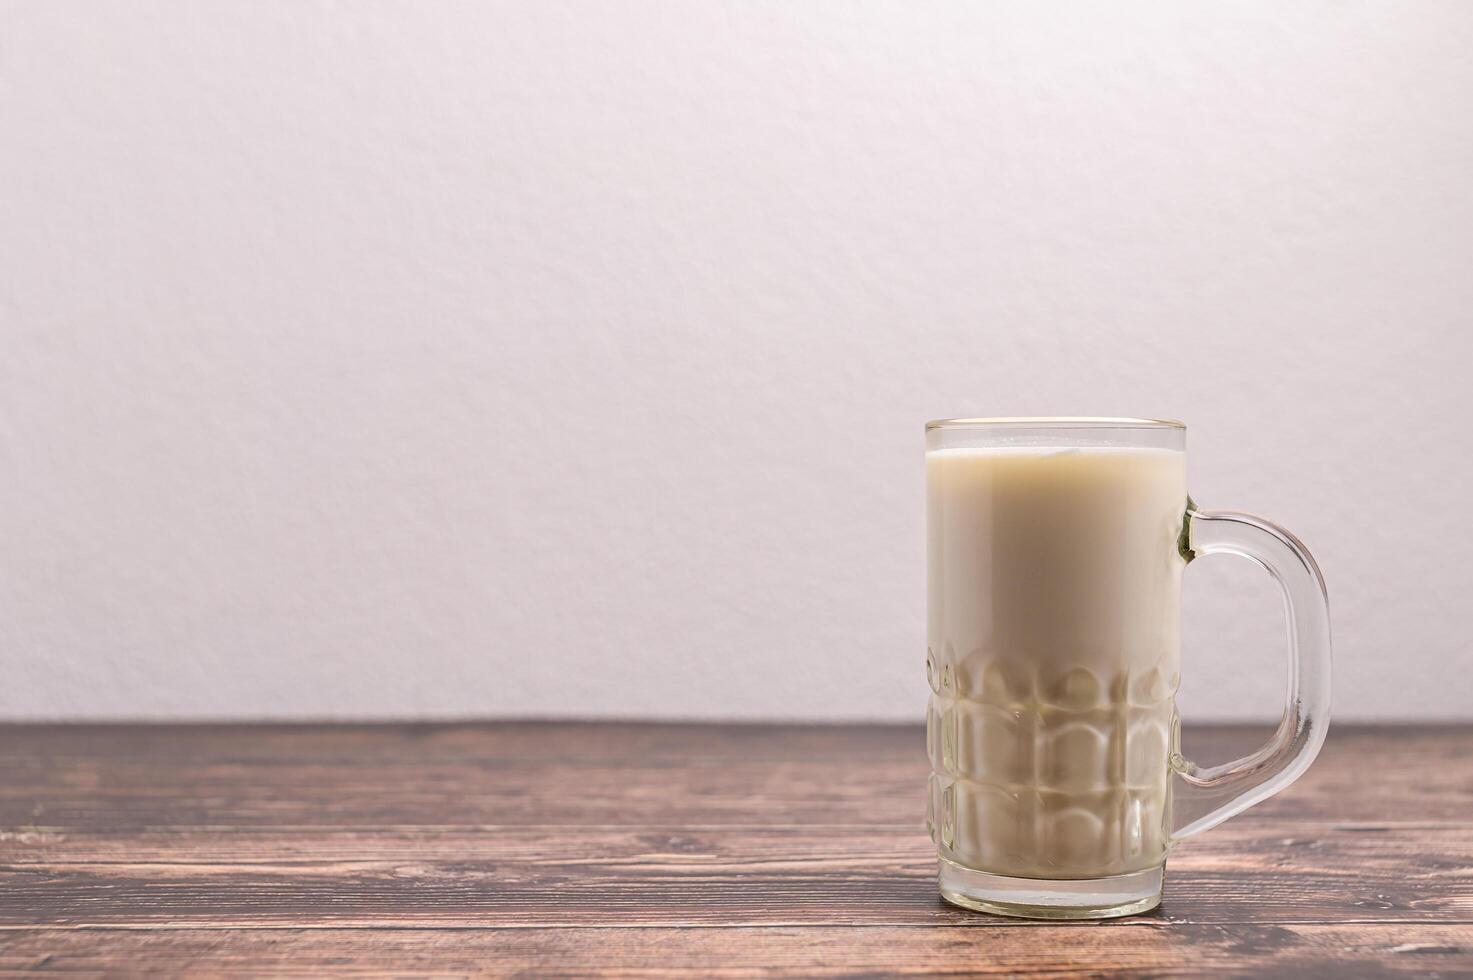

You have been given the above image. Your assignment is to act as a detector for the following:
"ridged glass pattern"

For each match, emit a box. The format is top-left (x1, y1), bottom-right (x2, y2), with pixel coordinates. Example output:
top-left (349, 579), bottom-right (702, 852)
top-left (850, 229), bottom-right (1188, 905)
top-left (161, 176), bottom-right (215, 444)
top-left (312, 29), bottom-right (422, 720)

top-left (925, 647), bottom-right (1178, 879)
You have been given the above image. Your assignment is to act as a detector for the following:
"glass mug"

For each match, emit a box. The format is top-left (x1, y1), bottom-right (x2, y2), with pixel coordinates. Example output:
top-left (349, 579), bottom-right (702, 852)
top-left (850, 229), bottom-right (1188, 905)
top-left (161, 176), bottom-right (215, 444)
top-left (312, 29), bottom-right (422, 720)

top-left (925, 418), bottom-right (1330, 918)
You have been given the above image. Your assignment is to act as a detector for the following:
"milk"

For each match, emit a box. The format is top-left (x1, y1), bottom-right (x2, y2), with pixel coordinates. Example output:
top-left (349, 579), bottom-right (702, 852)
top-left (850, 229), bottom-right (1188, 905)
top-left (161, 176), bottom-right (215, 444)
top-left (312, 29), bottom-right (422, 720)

top-left (926, 446), bottom-right (1187, 879)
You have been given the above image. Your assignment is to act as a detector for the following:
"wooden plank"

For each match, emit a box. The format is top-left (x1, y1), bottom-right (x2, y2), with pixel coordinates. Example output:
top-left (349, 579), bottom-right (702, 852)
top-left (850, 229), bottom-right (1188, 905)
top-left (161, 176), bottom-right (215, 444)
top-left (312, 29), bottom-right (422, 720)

top-left (1, 924), bottom-right (1471, 977)
top-left (0, 725), bottom-right (1469, 828)
top-left (0, 822), bottom-right (1468, 928)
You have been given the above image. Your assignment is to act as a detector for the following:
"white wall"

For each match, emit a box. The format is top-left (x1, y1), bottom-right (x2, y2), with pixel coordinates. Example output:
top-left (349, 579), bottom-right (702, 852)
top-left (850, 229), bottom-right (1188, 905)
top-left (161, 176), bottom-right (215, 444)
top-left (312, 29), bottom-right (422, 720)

top-left (2, 1), bottom-right (1470, 722)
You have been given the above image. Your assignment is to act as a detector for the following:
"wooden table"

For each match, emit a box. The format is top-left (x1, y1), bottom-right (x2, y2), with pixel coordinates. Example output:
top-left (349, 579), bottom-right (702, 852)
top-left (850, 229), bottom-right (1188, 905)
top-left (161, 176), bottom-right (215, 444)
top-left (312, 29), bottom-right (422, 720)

top-left (0, 723), bottom-right (1468, 976)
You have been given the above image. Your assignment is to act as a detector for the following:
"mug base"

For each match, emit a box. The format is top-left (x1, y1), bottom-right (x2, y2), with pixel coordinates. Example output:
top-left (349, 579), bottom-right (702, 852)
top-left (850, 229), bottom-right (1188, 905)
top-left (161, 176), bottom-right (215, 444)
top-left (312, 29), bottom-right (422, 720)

top-left (937, 857), bottom-right (1164, 920)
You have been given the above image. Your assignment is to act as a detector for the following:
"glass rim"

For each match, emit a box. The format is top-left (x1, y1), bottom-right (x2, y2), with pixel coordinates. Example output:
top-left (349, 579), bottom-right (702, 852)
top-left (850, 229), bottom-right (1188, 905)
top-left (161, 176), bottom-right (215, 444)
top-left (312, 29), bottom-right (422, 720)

top-left (925, 416), bottom-right (1186, 431)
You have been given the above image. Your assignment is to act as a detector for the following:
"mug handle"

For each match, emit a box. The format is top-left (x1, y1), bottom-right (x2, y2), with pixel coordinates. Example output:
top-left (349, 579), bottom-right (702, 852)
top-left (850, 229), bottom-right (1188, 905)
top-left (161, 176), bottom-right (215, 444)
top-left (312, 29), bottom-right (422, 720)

top-left (1171, 503), bottom-right (1333, 841)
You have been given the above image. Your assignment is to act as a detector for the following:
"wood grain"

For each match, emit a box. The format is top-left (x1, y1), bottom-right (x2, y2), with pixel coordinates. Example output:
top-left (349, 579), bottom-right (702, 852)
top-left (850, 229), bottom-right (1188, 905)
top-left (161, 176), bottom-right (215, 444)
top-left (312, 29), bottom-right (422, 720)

top-left (2, 925), bottom-right (1472, 977)
top-left (0, 723), bottom-right (1469, 976)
